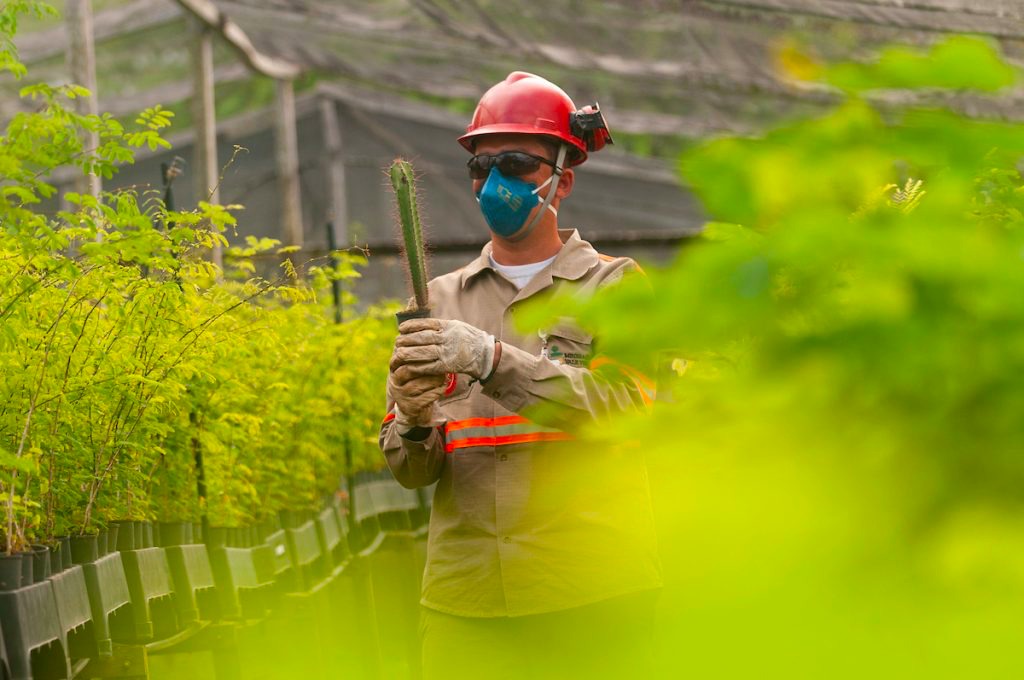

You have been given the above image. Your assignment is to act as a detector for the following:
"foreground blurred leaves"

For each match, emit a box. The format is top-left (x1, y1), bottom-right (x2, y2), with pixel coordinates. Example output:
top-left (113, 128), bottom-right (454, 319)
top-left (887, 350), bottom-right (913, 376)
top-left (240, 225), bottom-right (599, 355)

top-left (521, 35), bottom-right (1024, 677)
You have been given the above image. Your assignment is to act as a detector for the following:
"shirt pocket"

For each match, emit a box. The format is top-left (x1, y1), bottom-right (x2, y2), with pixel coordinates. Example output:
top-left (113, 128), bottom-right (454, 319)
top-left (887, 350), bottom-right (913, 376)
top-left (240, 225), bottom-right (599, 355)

top-left (541, 317), bottom-right (595, 368)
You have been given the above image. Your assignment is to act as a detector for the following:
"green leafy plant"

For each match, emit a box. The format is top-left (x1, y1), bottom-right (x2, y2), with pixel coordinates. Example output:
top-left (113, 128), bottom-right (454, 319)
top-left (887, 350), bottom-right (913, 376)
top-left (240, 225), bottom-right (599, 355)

top-left (0, 1), bottom-right (392, 553)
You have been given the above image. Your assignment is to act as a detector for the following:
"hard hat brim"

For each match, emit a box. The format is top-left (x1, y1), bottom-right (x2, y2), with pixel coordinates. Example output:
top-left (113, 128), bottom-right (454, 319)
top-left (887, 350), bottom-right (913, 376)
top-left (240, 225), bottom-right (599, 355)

top-left (458, 124), bottom-right (588, 166)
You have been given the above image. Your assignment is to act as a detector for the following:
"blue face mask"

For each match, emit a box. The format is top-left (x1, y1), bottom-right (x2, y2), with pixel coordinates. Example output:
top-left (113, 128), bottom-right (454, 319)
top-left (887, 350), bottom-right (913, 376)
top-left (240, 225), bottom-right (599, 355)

top-left (475, 167), bottom-right (557, 240)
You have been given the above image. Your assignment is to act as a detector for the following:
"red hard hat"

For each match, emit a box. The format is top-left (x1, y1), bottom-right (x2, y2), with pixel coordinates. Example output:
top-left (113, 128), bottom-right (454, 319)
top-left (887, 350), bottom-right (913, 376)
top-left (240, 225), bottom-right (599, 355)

top-left (458, 71), bottom-right (613, 167)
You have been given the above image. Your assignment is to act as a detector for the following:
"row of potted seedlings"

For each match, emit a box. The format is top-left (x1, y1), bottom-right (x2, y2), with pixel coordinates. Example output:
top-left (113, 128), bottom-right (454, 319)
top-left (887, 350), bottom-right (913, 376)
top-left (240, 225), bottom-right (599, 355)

top-left (0, 473), bottom-right (428, 680)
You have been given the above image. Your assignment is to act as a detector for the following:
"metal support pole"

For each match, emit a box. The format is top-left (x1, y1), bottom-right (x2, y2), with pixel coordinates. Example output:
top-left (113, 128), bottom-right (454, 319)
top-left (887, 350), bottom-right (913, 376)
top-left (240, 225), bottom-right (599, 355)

top-left (189, 16), bottom-right (222, 268)
top-left (274, 78), bottom-right (303, 251)
top-left (65, 0), bottom-right (101, 202)
top-left (320, 97), bottom-right (348, 247)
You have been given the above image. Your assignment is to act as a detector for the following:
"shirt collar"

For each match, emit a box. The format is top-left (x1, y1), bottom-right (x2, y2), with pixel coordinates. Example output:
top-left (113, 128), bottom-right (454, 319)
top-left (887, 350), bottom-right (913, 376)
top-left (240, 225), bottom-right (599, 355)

top-left (459, 229), bottom-right (599, 289)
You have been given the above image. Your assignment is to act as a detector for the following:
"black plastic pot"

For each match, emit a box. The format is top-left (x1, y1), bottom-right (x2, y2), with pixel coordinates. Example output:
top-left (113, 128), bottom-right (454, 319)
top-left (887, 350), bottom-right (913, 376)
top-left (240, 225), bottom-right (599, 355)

top-left (279, 509), bottom-right (300, 530)
top-left (30, 545), bottom-right (50, 582)
top-left (49, 544), bottom-right (62, 576)
top-left (114, 520), bottom-right (136, 551)
top-left (158, 521), bottom-right (193, 547)
top-left (206, 526), bottom-right (228, 549)
top-left (19, 550), bottom-right (33, 587)
top-left (0, 553), bottom-right (22, 591)
top-left (59, 536), bottom-right (71, 571)
top-left (107, 523), bottom-right (119, 554)
top-left (133, 521), bottom-right (144, 549)
top-left (70, 533), bottom-right (99, 565)
top-left (97, 527), bottom-right (109, 557)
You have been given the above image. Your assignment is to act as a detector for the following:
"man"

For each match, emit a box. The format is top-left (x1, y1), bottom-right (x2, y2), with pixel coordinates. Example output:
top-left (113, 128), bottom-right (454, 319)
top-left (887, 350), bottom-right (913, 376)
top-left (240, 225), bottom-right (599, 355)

top-left (380, 71), bottom-right (661, 679)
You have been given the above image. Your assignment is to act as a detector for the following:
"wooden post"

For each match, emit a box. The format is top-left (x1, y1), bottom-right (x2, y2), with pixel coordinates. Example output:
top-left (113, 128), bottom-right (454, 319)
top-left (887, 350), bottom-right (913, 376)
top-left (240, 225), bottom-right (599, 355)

top-left (274, 78), bottom-right (303, 251)
top-left (189, 16), bottom-right (222, 268)
top-left (65, 0), bottom-right (101, 202)
top-left (319, 96), bottom-right (348, 248)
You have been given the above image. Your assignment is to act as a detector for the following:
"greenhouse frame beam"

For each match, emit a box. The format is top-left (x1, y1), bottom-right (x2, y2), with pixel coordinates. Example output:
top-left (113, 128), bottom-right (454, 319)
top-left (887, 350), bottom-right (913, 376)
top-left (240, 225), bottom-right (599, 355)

top-left (171, 0), bottom-right (301, 80)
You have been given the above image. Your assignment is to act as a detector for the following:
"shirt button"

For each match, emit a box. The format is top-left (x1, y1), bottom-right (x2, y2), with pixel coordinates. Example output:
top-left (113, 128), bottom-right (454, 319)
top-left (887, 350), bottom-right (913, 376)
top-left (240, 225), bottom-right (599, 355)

top-left (499, 454), bottom-right (508, 462)
top-left (503, 536), bottom-right (512, 544)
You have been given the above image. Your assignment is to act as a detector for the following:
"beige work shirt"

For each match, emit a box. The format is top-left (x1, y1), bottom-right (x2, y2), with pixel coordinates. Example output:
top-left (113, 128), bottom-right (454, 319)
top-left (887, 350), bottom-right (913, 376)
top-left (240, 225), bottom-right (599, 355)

top-left (379, 229), bottom-right (662, 618)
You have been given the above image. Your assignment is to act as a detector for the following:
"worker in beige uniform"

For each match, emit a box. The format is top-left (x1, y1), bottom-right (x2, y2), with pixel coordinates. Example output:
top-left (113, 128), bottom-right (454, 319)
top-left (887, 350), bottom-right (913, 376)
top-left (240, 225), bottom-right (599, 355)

top-left (380, 71), bottom-right (662, 679)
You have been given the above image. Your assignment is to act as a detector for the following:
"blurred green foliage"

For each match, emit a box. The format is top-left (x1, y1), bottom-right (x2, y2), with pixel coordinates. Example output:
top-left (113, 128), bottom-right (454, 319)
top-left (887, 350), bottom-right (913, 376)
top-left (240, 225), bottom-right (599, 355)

top-left (520, 36), bottom-right (1024, 677)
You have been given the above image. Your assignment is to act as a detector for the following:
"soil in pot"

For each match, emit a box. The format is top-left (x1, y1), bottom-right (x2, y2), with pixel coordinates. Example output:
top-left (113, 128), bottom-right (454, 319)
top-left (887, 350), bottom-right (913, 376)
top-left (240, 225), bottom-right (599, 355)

top-left (0, 552), bottom-right (23, 590)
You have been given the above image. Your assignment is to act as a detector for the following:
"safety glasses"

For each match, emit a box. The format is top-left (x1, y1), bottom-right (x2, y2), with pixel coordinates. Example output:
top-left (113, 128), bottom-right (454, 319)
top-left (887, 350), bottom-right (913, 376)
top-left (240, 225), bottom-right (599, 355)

top-left (467, 151), bottom-right (557, 180)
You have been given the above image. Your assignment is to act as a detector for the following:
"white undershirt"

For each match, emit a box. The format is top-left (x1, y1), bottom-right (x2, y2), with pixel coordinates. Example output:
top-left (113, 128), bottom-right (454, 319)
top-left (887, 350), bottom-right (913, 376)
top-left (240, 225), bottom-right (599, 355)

top-left (489, 254), bottom-right (558, 290)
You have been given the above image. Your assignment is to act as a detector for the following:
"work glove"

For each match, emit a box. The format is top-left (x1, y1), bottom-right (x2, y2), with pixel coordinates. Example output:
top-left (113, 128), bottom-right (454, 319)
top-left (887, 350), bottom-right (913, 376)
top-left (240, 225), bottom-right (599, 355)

top-left (388, 371), bottom-right (447, 431)
top-left (391, 318), bottom-right (497, 381)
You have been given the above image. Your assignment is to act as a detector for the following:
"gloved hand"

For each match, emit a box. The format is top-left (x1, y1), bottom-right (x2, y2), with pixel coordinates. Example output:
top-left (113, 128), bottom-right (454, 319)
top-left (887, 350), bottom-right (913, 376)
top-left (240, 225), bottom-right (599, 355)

top-left (391, 318), bottom-right (497, 381)
top-left (388, 371), bottom-right (447, 431)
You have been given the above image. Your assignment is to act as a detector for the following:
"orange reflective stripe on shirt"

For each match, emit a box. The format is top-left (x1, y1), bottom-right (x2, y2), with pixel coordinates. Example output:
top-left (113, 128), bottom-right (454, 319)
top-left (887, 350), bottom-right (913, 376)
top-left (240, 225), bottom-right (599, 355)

top-left (443, 414), bottom-right (573, 453)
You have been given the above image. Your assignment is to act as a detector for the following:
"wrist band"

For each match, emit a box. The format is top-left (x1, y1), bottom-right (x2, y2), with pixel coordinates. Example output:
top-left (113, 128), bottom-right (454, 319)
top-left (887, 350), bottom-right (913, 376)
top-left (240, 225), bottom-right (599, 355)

top-left (480, 341), bottom-right (502, 384)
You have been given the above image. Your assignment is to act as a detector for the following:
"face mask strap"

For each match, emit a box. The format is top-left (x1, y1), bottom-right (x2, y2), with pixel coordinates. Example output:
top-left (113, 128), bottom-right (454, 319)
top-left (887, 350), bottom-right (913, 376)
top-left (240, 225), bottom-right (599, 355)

top-left (507, 143), bottom-right (567, 243)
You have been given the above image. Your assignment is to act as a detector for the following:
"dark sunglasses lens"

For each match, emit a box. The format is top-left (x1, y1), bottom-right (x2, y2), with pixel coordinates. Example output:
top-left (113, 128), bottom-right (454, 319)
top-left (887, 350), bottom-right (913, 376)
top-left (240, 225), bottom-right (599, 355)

top-left (468, 156), bottom-right (493, 179)
top-left (468, 152), bottom-right (543, 180)
top-left (497, 152), bottom-right (541, 176)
